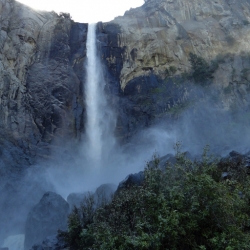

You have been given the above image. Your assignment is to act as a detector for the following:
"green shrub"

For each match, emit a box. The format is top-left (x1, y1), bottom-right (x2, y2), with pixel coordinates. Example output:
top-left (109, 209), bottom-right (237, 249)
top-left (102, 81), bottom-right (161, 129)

top-left (150, 87), bottom-right (164, 94)
top-left (165, 66), bottom-right (177, 77)
top-left (165, 68), bottom-right (170, 77)
top-left (189, 53), bottom-right (215, 84)
top-left (169, 66), bottom-right (177, 75)
top-left (63, 149), bottom-right (250, 250)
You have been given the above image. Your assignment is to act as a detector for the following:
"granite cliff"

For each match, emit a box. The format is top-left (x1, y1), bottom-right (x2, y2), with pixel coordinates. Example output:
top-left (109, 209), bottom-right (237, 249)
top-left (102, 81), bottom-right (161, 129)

top-left (1, 0), bottom-right (250, 162)
top-left (0, 0), bottom-right (87, 166)
top-left (0, 0), bottom-right (87, 242)
top-left (98, 0), bottom-right (250, 140)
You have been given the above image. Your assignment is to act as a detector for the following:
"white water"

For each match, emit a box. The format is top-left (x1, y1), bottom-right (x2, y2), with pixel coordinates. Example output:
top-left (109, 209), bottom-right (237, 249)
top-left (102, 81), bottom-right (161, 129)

top-left (85, 23), bottom-right (116, 168)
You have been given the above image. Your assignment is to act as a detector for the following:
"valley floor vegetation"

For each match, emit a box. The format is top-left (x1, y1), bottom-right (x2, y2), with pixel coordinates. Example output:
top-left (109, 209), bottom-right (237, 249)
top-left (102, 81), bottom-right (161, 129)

top-left (61, 147), bottom-right (250, 250)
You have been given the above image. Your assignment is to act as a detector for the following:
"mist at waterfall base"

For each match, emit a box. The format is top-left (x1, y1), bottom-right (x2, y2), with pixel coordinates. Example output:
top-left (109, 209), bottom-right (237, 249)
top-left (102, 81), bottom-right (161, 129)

top-left (43, 101), bottom-right (250, 199)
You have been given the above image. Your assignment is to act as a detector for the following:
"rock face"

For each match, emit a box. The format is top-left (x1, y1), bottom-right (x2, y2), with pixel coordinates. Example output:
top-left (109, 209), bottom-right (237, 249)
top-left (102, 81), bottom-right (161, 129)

top-left (94, 183), bottom-right (116, 205)
top-left (1, 0), bottom-right (250, 164)
top-left (116, 171), bottom-right (144, 193)
top-left (67, 192), bottom-right (89, 210)
top-left (97, 0), bottom-right (250, 140)
top-left (67, 184), bottom-right (116, 210)
top-left (0, 0), bottom-right (87, 165)
top-left (0, 1), bottom-right (86, 242)
top-left (219, 150), bottom-right (250, 175)
top-left (24, 192), bottom-right (69, 250)
top-left (108, 0), bottom-right (250, 90)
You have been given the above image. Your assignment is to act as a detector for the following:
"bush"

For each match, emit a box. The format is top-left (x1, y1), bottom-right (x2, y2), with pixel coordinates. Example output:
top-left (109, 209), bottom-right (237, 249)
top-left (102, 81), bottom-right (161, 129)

top-left (63, 148), bottom-right (250, 249)
top-left (189, 53), bottom-right (215, 85)
top-left (169, 66), bottom-right (177, 75)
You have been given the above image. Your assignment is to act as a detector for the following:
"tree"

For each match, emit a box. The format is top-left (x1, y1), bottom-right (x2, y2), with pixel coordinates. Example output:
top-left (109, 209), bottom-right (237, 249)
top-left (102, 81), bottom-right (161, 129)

top-left (189, 52), bottom-right (214, 84)
top-left (63, 149), bottom-right (250, 249)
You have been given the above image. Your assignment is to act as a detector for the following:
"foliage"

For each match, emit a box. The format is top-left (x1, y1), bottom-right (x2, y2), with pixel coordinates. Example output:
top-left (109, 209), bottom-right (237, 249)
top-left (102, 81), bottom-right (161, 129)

top-left (150, 87), bottom-right (164, 94)
top-left (165, 66), bottom-right (177, 77)
top-left (63, 148), bottom-right (250, 250)
top-left (189, 53), bottom-right (215, 85)
top-left (169, 66), bottom-right (177, 75)
top-left (61, 192), bottom-right (111, 250)
top-left (168, 103), bottom-right (190, 116)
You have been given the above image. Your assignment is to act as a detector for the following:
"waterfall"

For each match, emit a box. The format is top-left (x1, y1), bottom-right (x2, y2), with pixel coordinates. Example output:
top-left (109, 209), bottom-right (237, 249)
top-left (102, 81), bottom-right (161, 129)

top-left (85, 23), bottom-right (115, 168)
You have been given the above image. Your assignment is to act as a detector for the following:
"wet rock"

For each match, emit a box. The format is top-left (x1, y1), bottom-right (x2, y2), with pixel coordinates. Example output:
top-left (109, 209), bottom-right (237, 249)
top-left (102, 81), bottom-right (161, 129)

top-left (0, 0), bottom-right (87, 242)
top-left (67, 192), bottom-right (89, 210)
top-left (229, 150), bottom-right (244, 161)
top-left (116, 171), bottom-right (144, 193)
top-left (24, 192), bottom-right (69, 250)
top-left (219, 150), bottom-right (250, 175)
top-left (94, 183), bottom-right (116, 204)
top-left (221, 172), bottom-right (229, 180)
top-left (148, 151), bottom-right (193, 170)
top-left (149, 153), bottom-right (177, 169)
top-left (229, 150), bottom-right (250, 167)
top-left (67, 184), bottom-right (116, 210)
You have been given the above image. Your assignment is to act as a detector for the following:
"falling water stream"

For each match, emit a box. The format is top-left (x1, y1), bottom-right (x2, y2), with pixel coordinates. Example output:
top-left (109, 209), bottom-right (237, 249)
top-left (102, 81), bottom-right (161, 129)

top-left (85, 23), bottom-right (116, 168)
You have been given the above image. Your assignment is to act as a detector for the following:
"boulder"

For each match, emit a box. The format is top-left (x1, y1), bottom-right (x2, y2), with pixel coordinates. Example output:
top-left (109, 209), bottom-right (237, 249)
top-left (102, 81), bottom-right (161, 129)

top-left (24, 192), bottom-right (69, 250)
top-left (116, 171), bottom-right (144, 193)
top-left (67, 192), bottom-right (90, 210)
top-left (219, 150), bottom-right (250, 177)
top-left (94, 183), bottom-right (116, 205)
top-left (230, 151), bottom-right (250, 171)
top-left (67, 184), bottom-right (116, 210)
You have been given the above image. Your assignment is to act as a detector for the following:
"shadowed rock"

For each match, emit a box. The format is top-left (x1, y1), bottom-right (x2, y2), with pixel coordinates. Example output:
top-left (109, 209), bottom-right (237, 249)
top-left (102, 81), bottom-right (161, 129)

top-left (116, 171), bottom-right (144, 193)
top-left (94, 183), bottom-right (116, 205)
top-left (67, 192), bottom-right (90, 210)
top-left (31, 234), bottom-right (67, 250)
top-left (24, 192), bottom-right (69, 250)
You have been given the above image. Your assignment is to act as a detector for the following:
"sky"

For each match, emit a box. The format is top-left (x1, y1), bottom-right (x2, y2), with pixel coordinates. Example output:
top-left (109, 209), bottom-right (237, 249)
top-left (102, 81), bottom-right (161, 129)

top-left (16, 0), bottom-right (144, 23)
